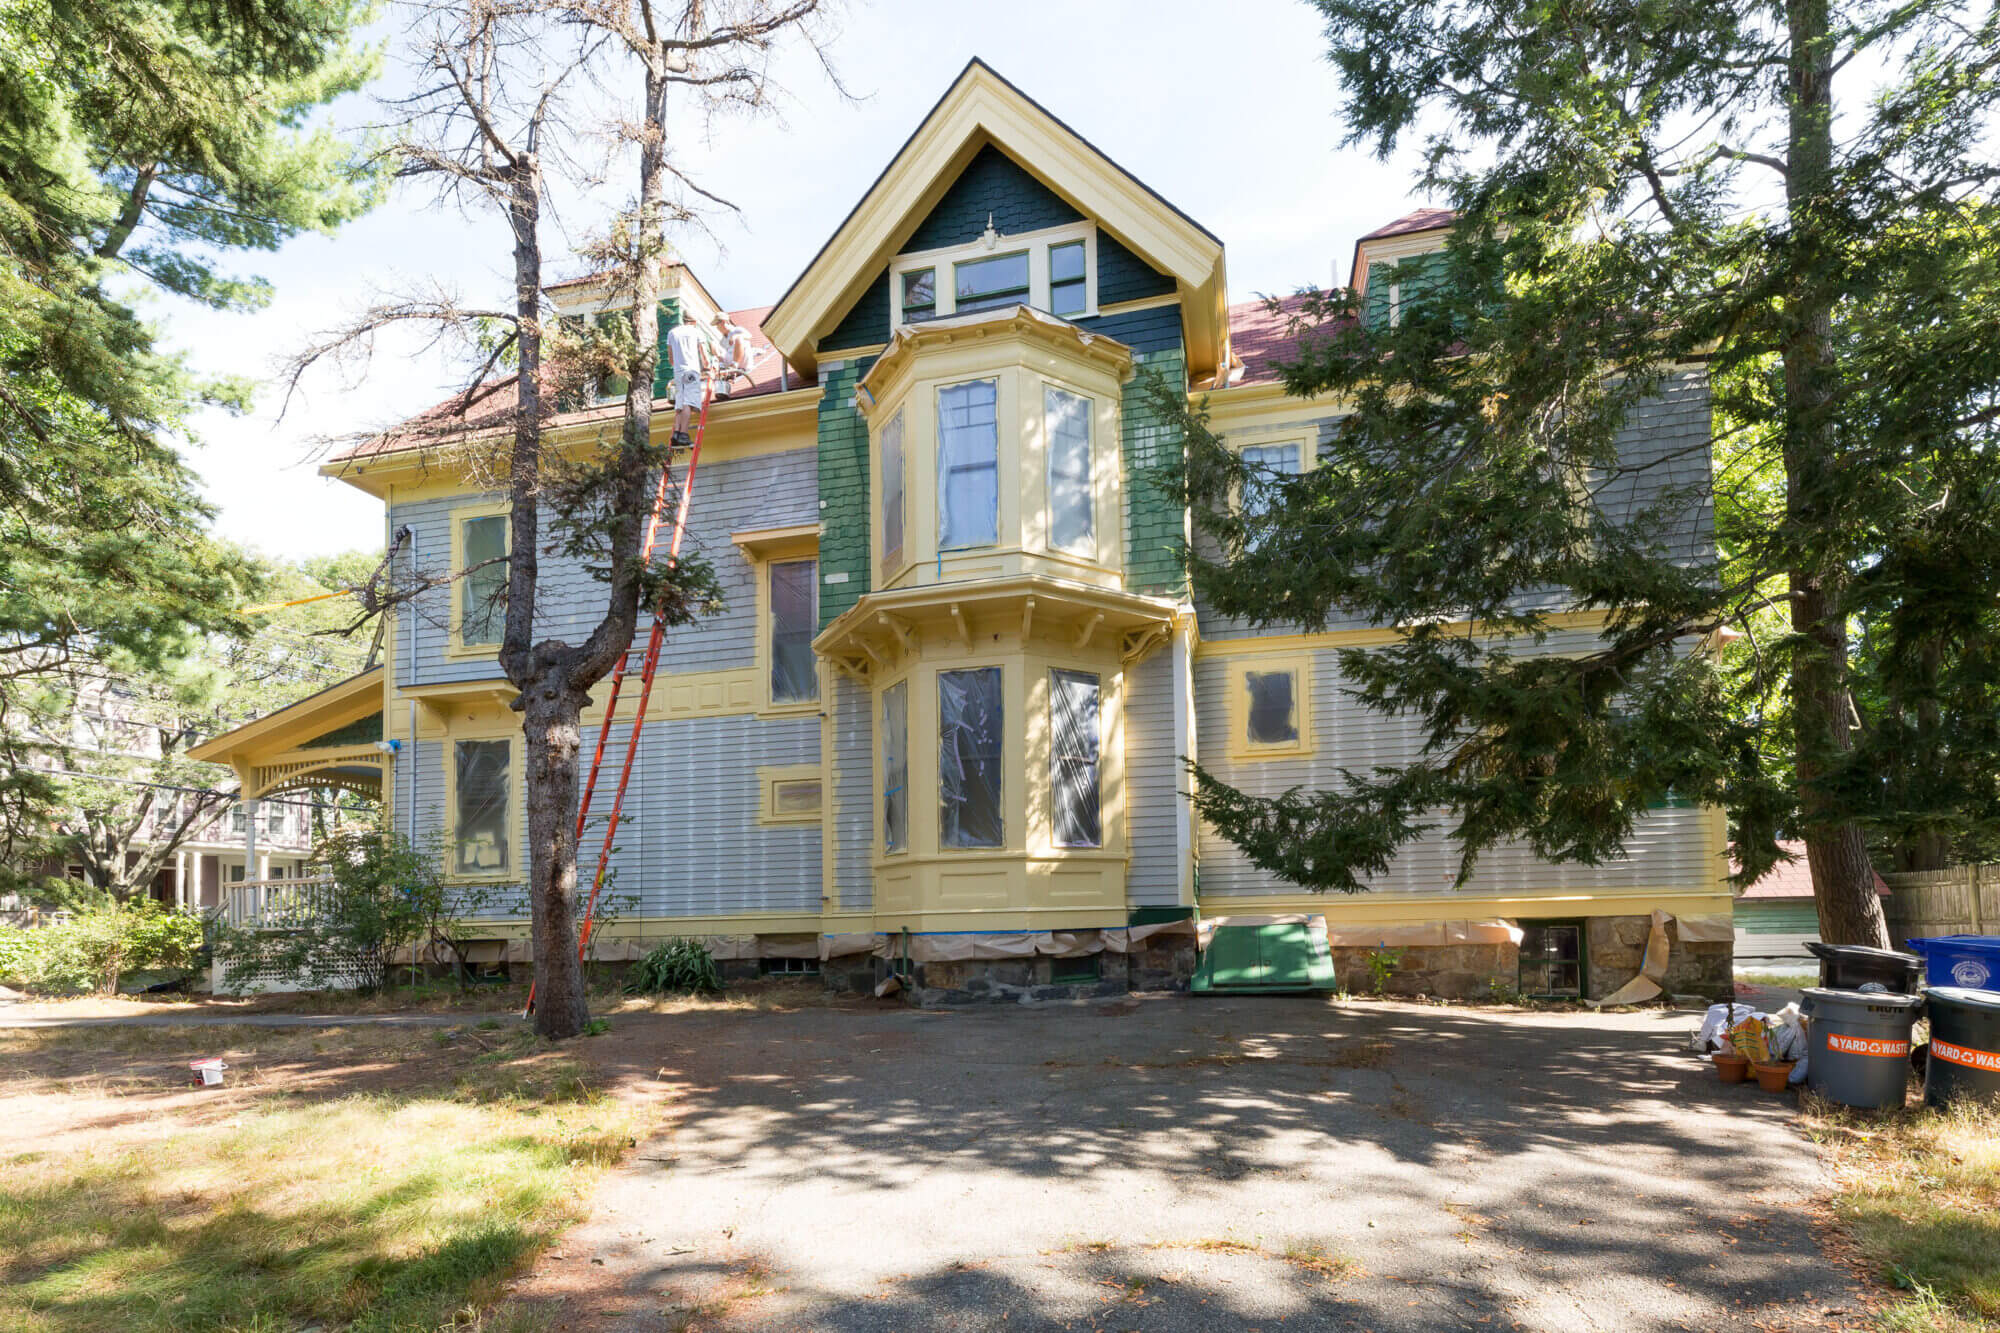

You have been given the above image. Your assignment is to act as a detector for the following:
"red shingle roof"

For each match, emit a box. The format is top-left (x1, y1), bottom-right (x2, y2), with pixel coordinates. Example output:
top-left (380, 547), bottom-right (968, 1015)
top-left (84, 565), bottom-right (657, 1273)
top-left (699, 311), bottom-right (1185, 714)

top-left (1734, 840), bottom-right (1891, 898)
top-left (1226, 293), bottom-right (1353, 388)
top-left (329, 305), bottom-right (801, 462)
top-left (1359, 207), bottom-right (1457, 241)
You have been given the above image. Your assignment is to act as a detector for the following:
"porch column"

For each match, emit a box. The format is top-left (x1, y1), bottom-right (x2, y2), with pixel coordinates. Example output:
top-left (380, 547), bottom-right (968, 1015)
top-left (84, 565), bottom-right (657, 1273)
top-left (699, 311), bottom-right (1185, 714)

top-left (175, 849), bottom-right (188, 909)
top-left (243, 797), bottom-right (259, 923)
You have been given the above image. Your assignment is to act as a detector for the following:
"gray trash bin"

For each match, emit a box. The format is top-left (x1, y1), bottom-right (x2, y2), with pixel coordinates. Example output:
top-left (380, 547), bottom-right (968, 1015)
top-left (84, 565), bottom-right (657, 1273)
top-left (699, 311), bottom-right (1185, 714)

top-left (1802, 987), bottom-right (1924, 1110)
top-left (1924, 986), bottom-right (2000, 1109)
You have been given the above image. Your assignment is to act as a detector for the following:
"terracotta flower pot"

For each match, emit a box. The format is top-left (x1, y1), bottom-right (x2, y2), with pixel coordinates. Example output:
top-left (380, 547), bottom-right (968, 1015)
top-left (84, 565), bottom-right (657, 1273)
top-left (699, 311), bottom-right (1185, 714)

top-left (1712, 1051), bottom-right (1751, 1084)
top-left (1753, 1060), bottom-right (1796, 1093)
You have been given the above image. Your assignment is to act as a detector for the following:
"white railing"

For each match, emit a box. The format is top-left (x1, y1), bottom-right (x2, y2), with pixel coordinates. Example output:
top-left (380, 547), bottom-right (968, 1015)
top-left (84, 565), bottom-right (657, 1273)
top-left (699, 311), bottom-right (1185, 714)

top-left (221, 877), bottom-right (338, 931)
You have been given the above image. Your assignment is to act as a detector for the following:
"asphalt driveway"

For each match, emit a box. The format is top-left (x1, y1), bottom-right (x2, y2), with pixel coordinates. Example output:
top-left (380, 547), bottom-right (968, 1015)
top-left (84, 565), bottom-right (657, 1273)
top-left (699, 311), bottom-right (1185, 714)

top-left (512, 995), bottom-right (1865, 1332)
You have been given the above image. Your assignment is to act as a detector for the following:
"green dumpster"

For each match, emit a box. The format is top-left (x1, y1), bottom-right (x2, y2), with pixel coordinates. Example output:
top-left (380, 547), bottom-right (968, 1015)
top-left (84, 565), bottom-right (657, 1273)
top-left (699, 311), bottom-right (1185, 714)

top-left (1192, 922), bottom-right (1338, 995)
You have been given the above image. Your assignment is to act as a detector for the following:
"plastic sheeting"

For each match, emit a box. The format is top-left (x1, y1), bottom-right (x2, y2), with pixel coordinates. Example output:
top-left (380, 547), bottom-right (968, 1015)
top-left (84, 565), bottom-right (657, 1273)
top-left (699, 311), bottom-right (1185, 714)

top-left (768, 560), bottom-right (817, 704)
top-left (866, 921), bottom-right (1197, 963)
top-left (939, 667), bottom-right (1004, 848)
top-left (881, 681), bottom-right (908, 852)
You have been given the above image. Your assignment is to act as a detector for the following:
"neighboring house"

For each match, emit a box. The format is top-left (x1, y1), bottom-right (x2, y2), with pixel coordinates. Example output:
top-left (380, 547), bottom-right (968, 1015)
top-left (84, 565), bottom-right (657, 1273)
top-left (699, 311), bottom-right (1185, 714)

top-left (191, 60), bottom-right (1733, 1001)
top-left (1732, 840), bottom-right (1890, 966)
top-left (27, 674), bottom-right (319, 909)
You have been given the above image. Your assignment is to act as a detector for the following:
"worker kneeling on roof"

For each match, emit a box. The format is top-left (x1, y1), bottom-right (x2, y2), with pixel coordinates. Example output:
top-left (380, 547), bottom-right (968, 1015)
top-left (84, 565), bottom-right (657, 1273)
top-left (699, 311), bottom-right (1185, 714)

top-left (711, 311), bottom-right (760, 399)
top-left (667, 308), bottom-right (711, 447)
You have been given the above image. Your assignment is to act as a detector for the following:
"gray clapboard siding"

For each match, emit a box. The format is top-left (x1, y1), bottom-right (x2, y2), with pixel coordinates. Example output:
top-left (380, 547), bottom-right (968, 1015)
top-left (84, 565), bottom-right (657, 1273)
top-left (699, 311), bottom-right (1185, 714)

top-left (390, 448), bottom-right (818, 689)
top-left (1193, 633), bottom-right (1718, 898)
top-left (1195, 372), bottom-right (1716, 639)
top-left (1123, 648), bottom-right (1181, 906)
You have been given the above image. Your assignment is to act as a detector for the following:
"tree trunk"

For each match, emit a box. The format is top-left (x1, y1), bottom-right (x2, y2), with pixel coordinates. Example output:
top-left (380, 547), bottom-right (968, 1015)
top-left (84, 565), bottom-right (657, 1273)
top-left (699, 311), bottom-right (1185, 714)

top-left (522, 678), bottom-right (591, 1038)
top-left (1784, 0), bottom-right (1890, 948)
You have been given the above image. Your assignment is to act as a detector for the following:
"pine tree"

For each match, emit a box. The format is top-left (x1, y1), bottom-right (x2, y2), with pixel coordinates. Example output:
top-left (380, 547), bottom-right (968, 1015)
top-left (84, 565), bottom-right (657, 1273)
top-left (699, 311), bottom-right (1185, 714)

top-left (1168, 0), bottom-right (2000, 945)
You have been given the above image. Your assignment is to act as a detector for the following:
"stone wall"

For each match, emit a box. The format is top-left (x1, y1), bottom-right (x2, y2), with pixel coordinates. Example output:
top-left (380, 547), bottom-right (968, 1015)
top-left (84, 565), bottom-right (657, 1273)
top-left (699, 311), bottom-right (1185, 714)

top-left (1323, 914), bottom-right (1735, 1002)
top-left (1586, 914), bottom-right (1733, 1000)
top-left (822, 934), bottom-right (1199, 1006)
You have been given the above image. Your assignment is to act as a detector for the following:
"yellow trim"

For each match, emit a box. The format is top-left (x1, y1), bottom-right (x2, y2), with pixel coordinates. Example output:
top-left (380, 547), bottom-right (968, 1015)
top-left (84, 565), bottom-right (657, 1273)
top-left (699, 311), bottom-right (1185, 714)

top-left (1224, 652), bottom-right (1314, 761)
top-left (760, 61), bottom-right (1227, 379)
top-left (1198, 890), bottom-right (1735, 922)
top-left (890, 220), bottom-right (1100, 329)
top-left (189, 667), bottom-right (386, 766)
top-left (445, 499), bottom-right (511, 658)
top-left (441, 731), bottom-right (525, 883)
top-left (731, 523), bottom-right (820, 560)
top-left (1095, 294), bottom-right (1180, 318)
top-left (758, 764), bottom-right (825, 825)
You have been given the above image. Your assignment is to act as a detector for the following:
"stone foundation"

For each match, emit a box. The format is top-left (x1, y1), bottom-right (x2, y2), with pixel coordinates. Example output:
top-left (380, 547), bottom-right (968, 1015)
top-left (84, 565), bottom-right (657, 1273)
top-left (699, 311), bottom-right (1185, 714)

top-left (818, 934), bottom-right (1199, 1006)
top-left (1324, 914), bottom-right (1735, 1002)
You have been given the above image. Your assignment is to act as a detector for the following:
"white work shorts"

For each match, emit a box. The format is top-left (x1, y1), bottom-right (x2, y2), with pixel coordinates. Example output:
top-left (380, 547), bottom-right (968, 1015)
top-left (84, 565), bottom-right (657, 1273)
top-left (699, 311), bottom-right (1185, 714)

top-left (674, 368), bottom-right (703, 406)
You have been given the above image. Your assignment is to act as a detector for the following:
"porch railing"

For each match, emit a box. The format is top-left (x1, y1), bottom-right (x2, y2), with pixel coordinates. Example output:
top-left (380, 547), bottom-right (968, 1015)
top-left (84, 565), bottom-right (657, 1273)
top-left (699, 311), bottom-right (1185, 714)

top-left (221, 877), bottom-right (338, 931)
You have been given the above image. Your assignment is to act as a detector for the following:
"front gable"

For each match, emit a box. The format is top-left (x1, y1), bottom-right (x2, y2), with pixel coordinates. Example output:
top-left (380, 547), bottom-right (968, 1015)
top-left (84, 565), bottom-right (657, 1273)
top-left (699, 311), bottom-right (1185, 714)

top-left (763, 60), bottom-right (1225, 379)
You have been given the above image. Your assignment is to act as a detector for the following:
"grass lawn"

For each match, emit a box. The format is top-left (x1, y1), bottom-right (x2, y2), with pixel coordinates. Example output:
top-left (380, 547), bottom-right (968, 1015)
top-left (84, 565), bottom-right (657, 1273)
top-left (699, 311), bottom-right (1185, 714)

top-left (0, 1023), bottom-right (647, 1333)
top-left (1804, 1092), bottom-right (2000, 1332)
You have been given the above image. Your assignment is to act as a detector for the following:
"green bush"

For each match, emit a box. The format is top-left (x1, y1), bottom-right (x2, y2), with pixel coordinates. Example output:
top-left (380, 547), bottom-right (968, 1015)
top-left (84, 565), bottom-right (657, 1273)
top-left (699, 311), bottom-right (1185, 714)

top-left (626, 938), bottom-right (721, 995)
top-left (8, 903), bottom-right (205, 995)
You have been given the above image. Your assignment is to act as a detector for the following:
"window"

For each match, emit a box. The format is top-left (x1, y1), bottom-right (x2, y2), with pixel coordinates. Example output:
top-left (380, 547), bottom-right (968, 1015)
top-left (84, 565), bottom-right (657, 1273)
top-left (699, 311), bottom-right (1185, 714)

top-left (1049, 241), bottom-right (1086, 316)
top-left (1051, 669), bottom-right (1101, 848)
top-left (1228, 655), bottom-right (1312, 759)
top-left (1246, 670), bottom-right (1298, 746)
top-left (939, 667), bottom-right (1004, 848)
top-left (760, 956), bottom-right (821, 977)
top-left (1050, 955), bottom-right (1100, 985)
top-left (230, 805), bottom-right (248, 834)
top-left (953, 251), bottom-right (1030, 314)
top-left (1045, 386), bottom-right (1093, 556)
top-left (937, 380), bottom-right (1000, 549)
top-left (1519, 921), bottom-right (1585, 998)
top-left (458, 513), bottom-right (509, 648)
top-left (900, 269), bottom-right (937, 323)
top-left (769, 558), bottom-right (818, 704)
top-left (228, 864), bottom-right (246, 883)
top-left (882, 681), bottom-right (908, 852)
top-left (1238, 442), bottom-right (1303, 541)
top-left (760, 766), bottom-right (823, 824)
top-left (453, 738), bottom-right (512, 875)
top-left (880, 409), bottom-right (905, 574)
top-left (264, 805), bottom-right (285, 835)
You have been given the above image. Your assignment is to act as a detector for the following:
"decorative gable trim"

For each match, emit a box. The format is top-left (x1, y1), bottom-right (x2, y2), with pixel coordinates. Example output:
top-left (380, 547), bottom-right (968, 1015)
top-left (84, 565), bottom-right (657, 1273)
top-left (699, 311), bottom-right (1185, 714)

top-left (763, 59), bottom-right (1226, 381)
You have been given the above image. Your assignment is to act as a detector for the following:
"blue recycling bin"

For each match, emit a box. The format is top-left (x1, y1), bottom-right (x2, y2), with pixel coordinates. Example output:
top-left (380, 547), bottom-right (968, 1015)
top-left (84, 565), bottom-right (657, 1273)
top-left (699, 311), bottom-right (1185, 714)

top-left (1906, 936), bottom-right (2000, 991)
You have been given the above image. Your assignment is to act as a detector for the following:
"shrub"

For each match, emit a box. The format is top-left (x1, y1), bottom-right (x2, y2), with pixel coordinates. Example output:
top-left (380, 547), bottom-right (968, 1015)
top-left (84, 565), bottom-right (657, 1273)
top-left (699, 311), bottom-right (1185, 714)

top-left (11, 903), bottom-right (205, 994)
top-left (0, 926), bottom-right (33, 987)
top-left (626, 938), bottom-right (721, 995)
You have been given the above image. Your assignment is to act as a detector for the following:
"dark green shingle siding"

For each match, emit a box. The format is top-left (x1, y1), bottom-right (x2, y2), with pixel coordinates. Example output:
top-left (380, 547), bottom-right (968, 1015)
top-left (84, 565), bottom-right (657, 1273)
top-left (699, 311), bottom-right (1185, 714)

top-left (1097, 231), bottom-right (1175, 306)
top-left (816, 359), bottom-right (875, 628)
top-left (901, 144), bottom-right (1082, 252)
top-left (1121, 341), bottom-right (1188, 597)
top-left (823, 270), bottom-right (890, 354)
top-left (1076, 304), bottom-right (1183, 357)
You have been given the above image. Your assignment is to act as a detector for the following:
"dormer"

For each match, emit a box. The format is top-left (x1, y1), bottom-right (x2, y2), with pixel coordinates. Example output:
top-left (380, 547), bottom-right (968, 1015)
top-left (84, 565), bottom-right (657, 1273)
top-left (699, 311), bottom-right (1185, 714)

top-left (857, 305), bottom-right (1132, 594)
top-left (1349, 207), bottom-right (1455, 329)
top-left (546, 263), bottom-right (730, 405)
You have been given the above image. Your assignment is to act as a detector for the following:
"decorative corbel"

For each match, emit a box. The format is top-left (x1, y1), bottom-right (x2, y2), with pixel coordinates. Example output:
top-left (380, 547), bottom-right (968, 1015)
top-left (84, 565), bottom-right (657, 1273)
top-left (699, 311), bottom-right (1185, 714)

top-left (1020, 597), bottom-right (1036, 642)
top-left (1074, 611), bottom-right (1104, 651)
top-left (949, 603), bottom-right (972, 647)
top-left (877, 612), bottom-right (917, 655)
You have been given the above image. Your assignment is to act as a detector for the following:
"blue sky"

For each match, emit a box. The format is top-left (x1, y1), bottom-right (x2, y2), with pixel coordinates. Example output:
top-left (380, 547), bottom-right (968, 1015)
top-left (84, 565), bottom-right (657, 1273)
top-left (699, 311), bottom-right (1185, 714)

top-left (165, 0), bottom-right (1433, 560)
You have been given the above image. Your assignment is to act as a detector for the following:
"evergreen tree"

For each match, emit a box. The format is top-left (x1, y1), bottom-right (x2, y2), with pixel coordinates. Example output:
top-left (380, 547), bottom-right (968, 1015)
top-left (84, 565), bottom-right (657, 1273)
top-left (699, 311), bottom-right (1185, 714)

top-left (1170, 0), bottom-right (2000, 945)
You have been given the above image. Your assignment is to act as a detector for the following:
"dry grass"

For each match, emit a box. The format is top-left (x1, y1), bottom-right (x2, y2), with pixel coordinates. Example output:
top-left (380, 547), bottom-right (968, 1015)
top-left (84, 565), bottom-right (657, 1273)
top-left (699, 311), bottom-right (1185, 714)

top-left (0, 1022), bottom-right (644, 1333)
top-left (1803, 1093), bottom-right (2000, 1331)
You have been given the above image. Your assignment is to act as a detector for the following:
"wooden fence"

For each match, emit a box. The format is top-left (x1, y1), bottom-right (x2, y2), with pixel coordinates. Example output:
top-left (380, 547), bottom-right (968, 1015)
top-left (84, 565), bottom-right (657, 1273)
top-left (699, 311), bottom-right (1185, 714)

top-left (1881, 864), bottom-right (2000, 944)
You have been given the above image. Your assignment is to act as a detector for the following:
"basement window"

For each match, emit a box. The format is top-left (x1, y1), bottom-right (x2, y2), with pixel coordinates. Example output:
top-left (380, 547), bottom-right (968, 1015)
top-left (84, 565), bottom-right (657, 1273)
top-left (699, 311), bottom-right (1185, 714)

top-left (1050, 955), bottom-right (1101, 986)
top-left (1518, 920), bottom-right (1585, 999)
top-left (759, 956), bottom-right (821, 977)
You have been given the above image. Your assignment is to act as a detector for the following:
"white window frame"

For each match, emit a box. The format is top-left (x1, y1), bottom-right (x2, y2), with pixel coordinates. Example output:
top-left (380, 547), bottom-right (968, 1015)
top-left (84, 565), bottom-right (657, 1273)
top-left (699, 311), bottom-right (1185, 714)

top-left (890, 221), bottom-right (1098, 331)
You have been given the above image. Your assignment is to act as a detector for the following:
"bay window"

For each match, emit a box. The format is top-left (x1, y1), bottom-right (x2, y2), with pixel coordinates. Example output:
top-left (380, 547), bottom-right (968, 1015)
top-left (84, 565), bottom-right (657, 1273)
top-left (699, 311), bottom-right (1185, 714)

top-left (1051, 669), bottom-right (1101, 848)
top-left (939, 667), bottom-right (1004, 848)
top-left (937, 380), bottom-right (999, 549)
top-left (880, 409), bottom-right (905, 574)
top-left (882, 681), bottom-right (908, 852)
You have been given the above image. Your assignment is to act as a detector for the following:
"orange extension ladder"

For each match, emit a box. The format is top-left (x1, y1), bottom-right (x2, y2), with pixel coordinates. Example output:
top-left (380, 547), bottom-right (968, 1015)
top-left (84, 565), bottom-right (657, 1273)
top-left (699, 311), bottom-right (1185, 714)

top-left (525, 376), bottom-right (714, 1018)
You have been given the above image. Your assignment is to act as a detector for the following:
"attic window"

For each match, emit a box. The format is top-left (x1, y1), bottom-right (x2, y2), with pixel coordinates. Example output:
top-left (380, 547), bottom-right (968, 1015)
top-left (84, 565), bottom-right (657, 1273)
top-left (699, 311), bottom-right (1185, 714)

top-left (890, 222), bottom-right (1097, 329)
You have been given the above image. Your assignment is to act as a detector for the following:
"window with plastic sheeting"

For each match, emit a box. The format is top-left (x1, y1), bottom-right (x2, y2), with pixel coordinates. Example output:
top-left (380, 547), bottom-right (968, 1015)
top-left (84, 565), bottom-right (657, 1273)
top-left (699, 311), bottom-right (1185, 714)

top-left (880, 409), bottom-right (905, 574)
top-left (1051, 669), bottom-right (1101, 848)
top-left (1045, 386), bottom-right (1093, 557)
top-left (882, 680), bottom-right (908, 852)
top-left (939, 667), bottom-right (1004, 848)
top-left (459, 514), bottom-right (509, 646)
top-left (937, 380), bottom-right (999, 549)
top-left (769, 558), bottom-right (818, 704)
top-left (453, 739), bottom-right (511, 875)
top-left (1245, 669), bottom-right (1298, 746)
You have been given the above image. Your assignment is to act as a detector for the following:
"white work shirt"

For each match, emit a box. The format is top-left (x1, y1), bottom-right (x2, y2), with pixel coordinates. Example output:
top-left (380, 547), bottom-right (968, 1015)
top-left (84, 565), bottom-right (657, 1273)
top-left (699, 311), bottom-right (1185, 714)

top-left (667, 323), bottom-right (704, 375)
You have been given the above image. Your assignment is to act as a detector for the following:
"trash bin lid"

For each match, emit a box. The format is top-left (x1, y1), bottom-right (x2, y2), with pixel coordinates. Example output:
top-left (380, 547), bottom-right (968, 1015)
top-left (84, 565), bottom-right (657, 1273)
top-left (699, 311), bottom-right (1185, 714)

top-left (1924, 986), bottom-right (2000, 1012)
top-left (1805, 943), bottom-right (1922, 964)
top-left (1801, 986), bottom-right (1925, 1011)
